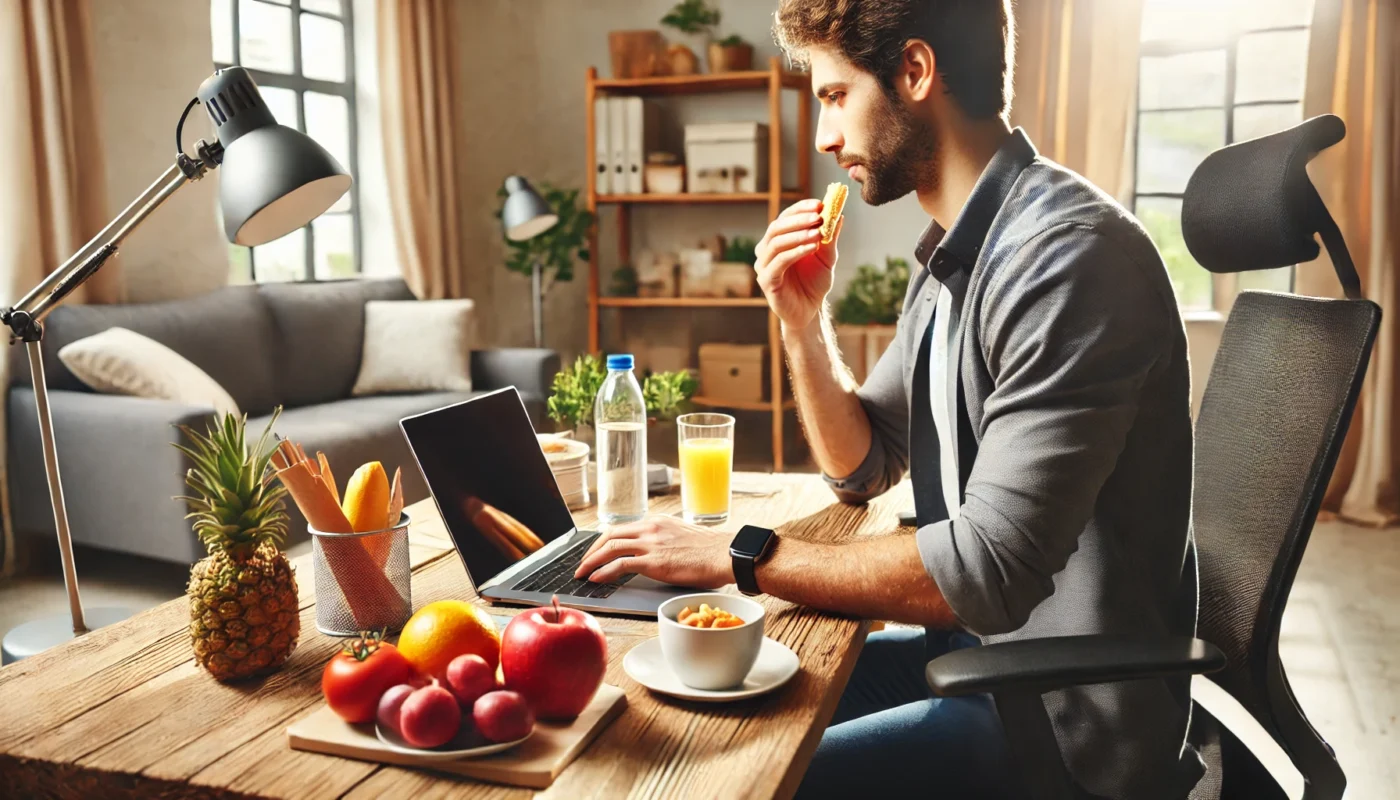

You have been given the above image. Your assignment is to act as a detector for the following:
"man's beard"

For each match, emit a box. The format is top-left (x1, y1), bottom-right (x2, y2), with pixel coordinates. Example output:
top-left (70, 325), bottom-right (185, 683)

top-left (840, 90), bottom-right (937, 206)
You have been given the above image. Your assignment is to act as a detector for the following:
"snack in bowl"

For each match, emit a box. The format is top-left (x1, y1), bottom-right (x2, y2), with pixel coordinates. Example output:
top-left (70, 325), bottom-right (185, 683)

top-left (657, 593), bottom-right (765, 690)
top-left (819, 182), bottom-right (848, 244)
top-left (678, 603), bottom-right (745, 629)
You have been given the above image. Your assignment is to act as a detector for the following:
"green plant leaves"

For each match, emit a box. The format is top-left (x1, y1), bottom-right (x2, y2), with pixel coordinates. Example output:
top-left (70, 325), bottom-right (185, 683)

top-left (547, 355), bottom-right (698, 428)
top-left (495, 183), bottom-right (596, 287)
top-left (662, 0), bottom-right (720, 34)
top-left (832, 256), bottom-right (911, 326)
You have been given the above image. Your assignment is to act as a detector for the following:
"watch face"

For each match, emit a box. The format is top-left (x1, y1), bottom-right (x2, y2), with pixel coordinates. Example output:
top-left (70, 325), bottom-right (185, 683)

top-left (731, 525), bottom-right (774, 558)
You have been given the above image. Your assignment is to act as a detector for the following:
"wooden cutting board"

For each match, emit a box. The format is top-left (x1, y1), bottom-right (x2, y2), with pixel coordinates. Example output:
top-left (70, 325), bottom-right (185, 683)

top-left (287, 684), bottom-right (627, 789)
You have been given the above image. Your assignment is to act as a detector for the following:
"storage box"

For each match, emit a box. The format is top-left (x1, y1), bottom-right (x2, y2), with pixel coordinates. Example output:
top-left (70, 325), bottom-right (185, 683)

top-left (679, 248), bottom-right (716, 297)
top-left (699, 343), bottom-right (768, 404)
top-left (712, 262), bottom-right (756, 297)
top-left (685, 123), bottom-right (769, 194)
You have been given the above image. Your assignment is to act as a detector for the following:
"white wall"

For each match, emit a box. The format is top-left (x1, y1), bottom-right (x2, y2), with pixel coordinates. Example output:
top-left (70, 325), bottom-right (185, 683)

top-left (88, 0), bottom-right (228, 302)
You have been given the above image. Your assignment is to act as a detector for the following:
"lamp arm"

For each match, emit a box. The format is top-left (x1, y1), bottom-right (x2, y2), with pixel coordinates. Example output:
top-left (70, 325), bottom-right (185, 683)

top-left (10, 162), bottom-right (183, 318)
top-left (3, 142), bottom-right (222, 337)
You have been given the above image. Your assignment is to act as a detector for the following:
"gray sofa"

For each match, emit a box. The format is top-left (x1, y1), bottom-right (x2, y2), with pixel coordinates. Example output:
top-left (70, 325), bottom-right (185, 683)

top-left (6, 278), bottom-right (559, 564)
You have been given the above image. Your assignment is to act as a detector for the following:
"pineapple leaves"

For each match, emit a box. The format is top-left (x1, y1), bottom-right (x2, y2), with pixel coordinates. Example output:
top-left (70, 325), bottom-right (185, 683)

top-left (171, 409), bottom-right (290, 555)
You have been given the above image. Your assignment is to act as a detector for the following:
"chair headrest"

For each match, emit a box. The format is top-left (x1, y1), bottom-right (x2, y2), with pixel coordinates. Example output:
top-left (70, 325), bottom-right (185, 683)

top-left (1182, 115), bottom-right (1345, 275)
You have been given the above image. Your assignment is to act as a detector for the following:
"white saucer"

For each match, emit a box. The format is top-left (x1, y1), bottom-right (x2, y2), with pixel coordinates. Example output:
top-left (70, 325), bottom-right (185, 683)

top-left (623, 636), bottom-right (800, 702)
top-left (374, 721), bottom-right (532, 761)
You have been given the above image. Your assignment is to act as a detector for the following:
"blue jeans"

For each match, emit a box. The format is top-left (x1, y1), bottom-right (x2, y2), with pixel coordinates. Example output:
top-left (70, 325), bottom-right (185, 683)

top-left (795, 628), bottom-right (1024, 799)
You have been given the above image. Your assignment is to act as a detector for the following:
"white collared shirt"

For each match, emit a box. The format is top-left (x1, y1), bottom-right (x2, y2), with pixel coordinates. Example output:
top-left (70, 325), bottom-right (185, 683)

top-left (930, 285), bottom-right (960, 520)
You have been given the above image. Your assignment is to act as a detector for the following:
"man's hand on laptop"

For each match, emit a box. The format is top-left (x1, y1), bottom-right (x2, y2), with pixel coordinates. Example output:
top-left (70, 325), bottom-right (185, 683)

top-left (574, 516), bottom-right (734, 588)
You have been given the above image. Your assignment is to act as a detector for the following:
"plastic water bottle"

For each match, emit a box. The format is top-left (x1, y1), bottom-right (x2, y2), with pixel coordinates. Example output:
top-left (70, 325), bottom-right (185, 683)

top-left (595, 354), bottom-right (648, 524)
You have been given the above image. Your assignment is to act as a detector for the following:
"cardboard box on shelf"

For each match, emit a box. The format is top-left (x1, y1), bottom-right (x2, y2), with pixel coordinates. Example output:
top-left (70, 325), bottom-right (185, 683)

top-left (712, 263), bottom-right (756, 297)
top-left (699, 343), bottom-right (768, 404)
top-left (684, 123), bottom-right (769, 194)
top-left (679, 248), bottom-right (716, 297)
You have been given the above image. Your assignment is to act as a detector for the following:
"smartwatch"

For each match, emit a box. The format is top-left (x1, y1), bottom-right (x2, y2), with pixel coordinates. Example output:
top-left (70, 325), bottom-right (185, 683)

top-left (730, 525), bottom-right (777, 596)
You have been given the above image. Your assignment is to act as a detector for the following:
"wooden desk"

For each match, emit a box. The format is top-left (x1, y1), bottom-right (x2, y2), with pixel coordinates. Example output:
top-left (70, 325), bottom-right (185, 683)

top-left (0, 474), bottom-right (912, 799)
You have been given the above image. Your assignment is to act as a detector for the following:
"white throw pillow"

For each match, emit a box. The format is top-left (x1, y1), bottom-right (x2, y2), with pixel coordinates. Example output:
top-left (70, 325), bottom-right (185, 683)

top-left (351, 299), bottom-right (475, 396)
top-left (57, 327), bottom-right (241, 416)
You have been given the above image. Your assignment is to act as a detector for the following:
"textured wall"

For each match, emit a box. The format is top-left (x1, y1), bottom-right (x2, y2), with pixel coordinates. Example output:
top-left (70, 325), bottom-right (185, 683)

top-left (88, 0), bottom-right (228, 303)
top-left (456, 0), bottom-right (930, 360)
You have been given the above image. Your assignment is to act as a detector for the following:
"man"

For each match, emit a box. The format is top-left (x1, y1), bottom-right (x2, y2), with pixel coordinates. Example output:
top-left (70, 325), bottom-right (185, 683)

top-left (575, 1), bottom-right (1200, 797)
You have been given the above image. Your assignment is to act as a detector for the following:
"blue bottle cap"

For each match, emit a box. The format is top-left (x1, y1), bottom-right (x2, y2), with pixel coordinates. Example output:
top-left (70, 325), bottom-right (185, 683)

top-left (605, 354), bottom-right (634, 371)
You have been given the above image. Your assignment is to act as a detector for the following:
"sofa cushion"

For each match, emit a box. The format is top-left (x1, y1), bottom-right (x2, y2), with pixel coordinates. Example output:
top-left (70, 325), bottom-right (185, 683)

top-left (351, 299), bottom-right (475, 396)
top-left (248, 391), bottom-right (475, 541)
top-left (259, 278), bottom-right (416, 409)
top-left (58, 327), bottom-right (242, 416)
top-left (14, 285), bottom-right (281, 414)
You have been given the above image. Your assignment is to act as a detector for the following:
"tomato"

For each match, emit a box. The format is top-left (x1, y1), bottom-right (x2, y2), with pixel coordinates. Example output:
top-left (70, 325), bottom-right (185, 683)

top-left (322, 632), bottom-right (418, 723)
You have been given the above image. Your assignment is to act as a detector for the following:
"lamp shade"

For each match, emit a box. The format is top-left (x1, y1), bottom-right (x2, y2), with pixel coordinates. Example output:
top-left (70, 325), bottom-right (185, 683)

top-left (502, 176), bottom-right (558, 241)
top-left (197, 67), bottom-right (352, 246)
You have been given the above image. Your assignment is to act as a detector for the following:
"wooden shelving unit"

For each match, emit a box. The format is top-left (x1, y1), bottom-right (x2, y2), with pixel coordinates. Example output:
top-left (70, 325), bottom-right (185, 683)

top-left (595, 191), bottom-right (806, 205)
top-left (597, 296), bottom-right (770, 308)
top-left (585, 56), bottom-right (812, 471)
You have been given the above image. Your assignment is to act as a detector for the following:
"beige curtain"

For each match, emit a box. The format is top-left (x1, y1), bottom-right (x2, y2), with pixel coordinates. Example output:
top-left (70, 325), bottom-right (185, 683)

top-left (1010, 0), bottom-right (1145, 204)
top-left (0, 0), bottom-right (120, 576)
top-left (377, 0), bottom-right (467, 300)
top-left (1300, 0), bottom-right (1400, 527)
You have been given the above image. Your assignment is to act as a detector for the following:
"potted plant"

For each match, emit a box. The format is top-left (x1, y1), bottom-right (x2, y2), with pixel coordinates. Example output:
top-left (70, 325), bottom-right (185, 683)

top-left (495, 183), bottom-right (595, 347)
top-left (548, 355), bottom-right (697, 446)
top-left (661, 0), bottom-right (720, 75)
top-left (708, 34), bottom-right (754, 73)
top-left (832, 256), bottom-right (911, 383)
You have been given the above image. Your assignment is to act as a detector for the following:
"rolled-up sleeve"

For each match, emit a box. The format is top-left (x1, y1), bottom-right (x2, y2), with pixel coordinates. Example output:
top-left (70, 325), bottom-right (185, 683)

top-left (823, 304), bottom-right (913, 504)
top-left (918, 224), bottom-right (1171, 636)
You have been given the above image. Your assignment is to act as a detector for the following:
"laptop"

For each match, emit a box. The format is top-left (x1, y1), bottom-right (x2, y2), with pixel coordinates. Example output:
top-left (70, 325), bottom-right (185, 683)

top-left (399, 388), bottom-right (692, 617)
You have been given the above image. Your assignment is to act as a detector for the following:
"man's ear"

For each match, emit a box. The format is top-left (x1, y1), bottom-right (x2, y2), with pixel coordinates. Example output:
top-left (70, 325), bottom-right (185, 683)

top-left (898, 39), bottom-right (937, 103)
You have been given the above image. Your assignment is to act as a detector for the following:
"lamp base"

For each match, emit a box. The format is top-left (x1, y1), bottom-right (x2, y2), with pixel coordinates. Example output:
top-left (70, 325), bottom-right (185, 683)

top-left (1, 607), bottom-right (133, 665)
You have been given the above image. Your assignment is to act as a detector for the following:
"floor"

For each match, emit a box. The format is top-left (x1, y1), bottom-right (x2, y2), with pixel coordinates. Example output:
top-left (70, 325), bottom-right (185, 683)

top-left (1, 521), bottom-right (1396, 798)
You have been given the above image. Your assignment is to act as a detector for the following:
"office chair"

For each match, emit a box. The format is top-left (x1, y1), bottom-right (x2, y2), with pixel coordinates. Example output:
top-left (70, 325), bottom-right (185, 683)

top-left (924, 114), bottom-right (1381, 800)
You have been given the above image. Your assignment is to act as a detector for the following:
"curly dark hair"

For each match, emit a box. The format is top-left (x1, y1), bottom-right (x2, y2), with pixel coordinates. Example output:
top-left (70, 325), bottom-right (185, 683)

top-left (773, 0), bottom-right (1014, 120)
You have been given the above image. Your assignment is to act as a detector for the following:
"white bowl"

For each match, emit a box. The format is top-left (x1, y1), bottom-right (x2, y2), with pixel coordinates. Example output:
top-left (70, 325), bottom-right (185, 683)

top-left (657, 593), bottom-right (765, 690)
top-left (537, 434), bottom-right (589, 470)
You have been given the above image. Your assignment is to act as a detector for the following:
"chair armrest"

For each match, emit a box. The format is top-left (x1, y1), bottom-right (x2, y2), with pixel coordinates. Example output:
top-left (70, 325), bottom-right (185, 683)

top-left (471, 348), bottom-right (560, 400)
top-left (925, 634), bottom-right (1226, 697)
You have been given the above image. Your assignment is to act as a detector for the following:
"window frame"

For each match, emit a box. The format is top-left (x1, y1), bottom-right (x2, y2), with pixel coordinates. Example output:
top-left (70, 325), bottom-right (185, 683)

top-left (1132, 22), bottom-right (1309, 313)
top-left (214, 0), bottom-right (362, 282)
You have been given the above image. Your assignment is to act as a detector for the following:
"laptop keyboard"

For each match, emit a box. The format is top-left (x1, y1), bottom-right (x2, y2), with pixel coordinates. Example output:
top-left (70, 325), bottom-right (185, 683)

top-left (511, 533), bottom-right (636, 599)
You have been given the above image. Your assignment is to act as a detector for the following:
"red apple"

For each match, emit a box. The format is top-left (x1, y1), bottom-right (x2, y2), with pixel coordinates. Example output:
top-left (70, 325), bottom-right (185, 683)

top-left (473, 690), bottom-right (535, 743)
top-left (399, 680), bottom-right (461, 748)
top-left (446, 653), bottom-right (498, 709)
top-left (501, 596), bottom-right (607, 720)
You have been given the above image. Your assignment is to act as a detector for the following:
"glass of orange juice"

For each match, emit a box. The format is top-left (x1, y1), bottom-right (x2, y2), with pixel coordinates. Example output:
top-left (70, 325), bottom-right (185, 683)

top-left (677, 413), bottom-right (735, 525)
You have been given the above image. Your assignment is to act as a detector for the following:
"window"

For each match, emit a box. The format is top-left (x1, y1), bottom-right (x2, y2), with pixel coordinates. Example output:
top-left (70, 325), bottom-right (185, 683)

top-left (211, 0), bottom-right (360, 283)
top-left (1134, 0), bottom-right (1314, 311)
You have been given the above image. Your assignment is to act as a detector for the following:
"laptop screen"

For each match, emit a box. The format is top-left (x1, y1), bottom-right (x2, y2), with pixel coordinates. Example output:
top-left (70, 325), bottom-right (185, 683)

top-left (400, 389), bottom-right (577, 588)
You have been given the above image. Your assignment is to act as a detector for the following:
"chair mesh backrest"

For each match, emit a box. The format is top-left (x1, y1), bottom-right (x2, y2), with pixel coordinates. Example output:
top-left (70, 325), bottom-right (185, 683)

top-left (1193, 291), bottom-right (1378, 735)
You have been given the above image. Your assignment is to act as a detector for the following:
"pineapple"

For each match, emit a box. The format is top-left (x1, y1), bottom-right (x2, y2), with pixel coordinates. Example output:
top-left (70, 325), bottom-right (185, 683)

top-left (175, 409), bottom-right (299, 681)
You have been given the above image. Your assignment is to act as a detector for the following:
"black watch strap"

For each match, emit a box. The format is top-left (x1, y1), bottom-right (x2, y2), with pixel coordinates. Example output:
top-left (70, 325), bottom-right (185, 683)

top-left (731, 525), bottom-right (776, 596)
top-left (733, 550), bottom-right (760, 596)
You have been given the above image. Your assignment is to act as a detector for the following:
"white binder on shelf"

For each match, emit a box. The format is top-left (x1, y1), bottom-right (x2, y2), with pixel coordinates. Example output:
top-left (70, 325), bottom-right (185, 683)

top-left (624, 98), bottom-right (659, 195)
top-left (593, 96), bottom-right (611, 195)
top-left (607, 97), bottom-right (627, 197)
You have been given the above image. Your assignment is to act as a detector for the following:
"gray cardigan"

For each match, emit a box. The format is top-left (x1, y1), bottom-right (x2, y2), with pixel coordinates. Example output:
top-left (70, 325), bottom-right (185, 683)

top-left (826, 130), bottom-right (1201, 799)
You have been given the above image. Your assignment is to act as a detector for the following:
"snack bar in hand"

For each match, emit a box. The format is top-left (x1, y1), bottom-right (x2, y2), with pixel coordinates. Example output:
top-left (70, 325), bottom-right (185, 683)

top-left (819, 182), bottom-right (848, 244)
